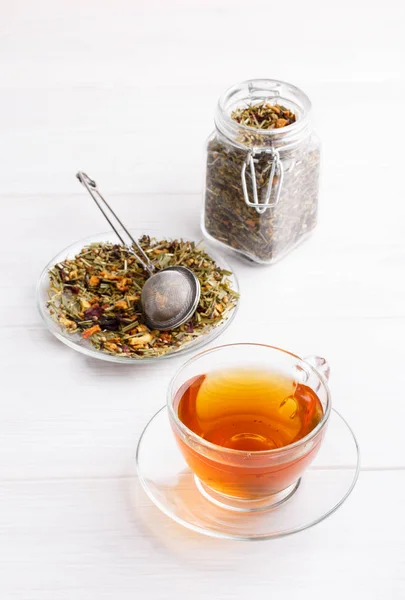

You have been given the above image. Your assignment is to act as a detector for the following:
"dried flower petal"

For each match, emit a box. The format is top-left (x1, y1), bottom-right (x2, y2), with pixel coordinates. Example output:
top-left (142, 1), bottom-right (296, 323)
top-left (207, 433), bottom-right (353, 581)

top-left (84, 305), bottom-right (103, 320)
top-left (82, 324), bottom-right (101, 339)
top-left (88, 276), bottom-right (100, 287)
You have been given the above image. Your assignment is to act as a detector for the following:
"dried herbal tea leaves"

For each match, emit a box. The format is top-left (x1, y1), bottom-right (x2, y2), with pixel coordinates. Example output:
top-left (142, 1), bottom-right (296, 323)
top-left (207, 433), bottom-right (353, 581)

top-left (46, 237), bottom-right (239, 358)
top-left (204, 103), bottom-right (320, 263)
top-left (231, 102), bottom-right (296, 130)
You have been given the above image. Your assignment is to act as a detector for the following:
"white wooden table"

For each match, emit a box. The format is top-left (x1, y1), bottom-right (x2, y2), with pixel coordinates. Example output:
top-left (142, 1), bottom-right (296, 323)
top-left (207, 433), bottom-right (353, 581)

top-left (1, 1), bottom-right (404, 597)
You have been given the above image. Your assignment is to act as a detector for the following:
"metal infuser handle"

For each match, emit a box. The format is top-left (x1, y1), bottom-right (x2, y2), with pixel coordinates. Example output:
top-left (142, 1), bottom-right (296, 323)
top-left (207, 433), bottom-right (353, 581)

top-left (241, 148), bottom-right (284, 215)
top-left (76, 171), bottom-right (154, 275)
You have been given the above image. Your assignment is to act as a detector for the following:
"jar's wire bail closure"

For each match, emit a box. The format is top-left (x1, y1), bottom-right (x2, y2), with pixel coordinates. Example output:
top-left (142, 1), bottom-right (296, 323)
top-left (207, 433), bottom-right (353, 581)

top-left (241, 147), bottom-right (284, 215)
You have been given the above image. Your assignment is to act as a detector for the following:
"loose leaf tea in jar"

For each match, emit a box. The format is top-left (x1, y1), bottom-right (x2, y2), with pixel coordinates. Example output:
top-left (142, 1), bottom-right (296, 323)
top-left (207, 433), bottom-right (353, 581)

top-left (202, 79), bottom-right (321, 264)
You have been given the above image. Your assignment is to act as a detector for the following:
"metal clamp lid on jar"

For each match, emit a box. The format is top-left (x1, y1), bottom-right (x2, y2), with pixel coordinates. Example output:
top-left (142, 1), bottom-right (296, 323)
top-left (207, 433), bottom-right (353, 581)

top-left (241, 147), bottom-right (284, 215)
top-left (214, 79), bottom-right (313, 216)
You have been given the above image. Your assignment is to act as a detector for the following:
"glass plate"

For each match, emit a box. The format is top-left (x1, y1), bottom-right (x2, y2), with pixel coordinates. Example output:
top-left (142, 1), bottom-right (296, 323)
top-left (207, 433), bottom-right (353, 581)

top-left (136, 407), bottom-right (360, 541)
top-left (37, 229), bottom-right (239, 364)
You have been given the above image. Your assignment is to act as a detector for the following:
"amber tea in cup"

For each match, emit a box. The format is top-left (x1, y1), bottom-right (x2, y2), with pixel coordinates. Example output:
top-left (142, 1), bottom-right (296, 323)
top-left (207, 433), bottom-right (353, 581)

top-left (168, 344), bottom-right (330, 511)
top-left (178, 369), bottom-right (323, 451)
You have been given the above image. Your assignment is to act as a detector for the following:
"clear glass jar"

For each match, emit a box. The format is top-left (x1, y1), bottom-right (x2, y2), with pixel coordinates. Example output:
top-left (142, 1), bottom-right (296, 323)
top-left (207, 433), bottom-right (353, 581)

top-left (202, 79), bottom-right (321, 264)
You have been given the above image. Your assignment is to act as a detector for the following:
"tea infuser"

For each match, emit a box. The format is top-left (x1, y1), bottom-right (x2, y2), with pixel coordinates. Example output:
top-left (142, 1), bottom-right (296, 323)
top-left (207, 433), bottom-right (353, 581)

top-left (76, 172), bottom-right (201, 330)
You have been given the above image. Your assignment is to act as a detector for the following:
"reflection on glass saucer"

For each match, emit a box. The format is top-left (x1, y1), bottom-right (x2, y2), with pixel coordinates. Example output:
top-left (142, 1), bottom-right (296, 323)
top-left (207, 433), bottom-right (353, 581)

top-left (136, 407), bottom-right (360, 541)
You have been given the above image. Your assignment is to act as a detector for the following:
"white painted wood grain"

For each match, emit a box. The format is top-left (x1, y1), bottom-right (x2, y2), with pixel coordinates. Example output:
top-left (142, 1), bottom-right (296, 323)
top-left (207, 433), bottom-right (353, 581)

top-left (0, 0), bottom-right (404, 194)
top-left (0, 472), bottom-right (403, 600)
top-left (1, 0), bottom-right (404, 596)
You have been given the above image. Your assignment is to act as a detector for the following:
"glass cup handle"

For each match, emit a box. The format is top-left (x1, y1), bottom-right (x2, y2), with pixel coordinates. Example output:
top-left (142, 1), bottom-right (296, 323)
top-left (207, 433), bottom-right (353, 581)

top-left (304, 355), bottom-right (331, 381)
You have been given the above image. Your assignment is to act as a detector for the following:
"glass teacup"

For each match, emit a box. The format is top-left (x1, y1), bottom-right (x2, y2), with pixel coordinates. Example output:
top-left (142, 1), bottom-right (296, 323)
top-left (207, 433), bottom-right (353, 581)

top-left (168, 343), bottom-right (331, 512)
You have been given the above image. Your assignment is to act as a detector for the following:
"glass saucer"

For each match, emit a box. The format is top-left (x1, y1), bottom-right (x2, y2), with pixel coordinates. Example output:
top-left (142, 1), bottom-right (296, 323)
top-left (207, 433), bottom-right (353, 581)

top-left (37, 229), bottom-right (239, 364)
top-left (136, 407), bottom-right (360, 541)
